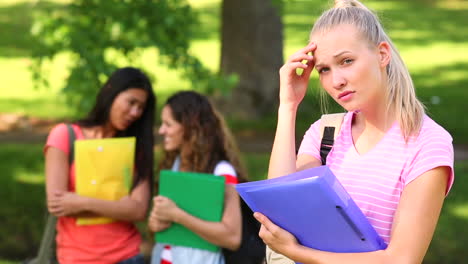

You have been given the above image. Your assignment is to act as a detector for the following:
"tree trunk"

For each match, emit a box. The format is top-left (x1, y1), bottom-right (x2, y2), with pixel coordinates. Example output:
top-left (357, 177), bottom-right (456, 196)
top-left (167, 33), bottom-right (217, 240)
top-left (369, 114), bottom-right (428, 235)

top-left (220, 0), bottom-right (283, 119)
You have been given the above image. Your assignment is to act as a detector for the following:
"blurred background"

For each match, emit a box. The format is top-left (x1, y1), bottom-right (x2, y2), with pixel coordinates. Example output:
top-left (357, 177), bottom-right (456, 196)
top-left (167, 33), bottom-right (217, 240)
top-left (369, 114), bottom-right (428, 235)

top-left (0, 0), bottom-right (467, 263)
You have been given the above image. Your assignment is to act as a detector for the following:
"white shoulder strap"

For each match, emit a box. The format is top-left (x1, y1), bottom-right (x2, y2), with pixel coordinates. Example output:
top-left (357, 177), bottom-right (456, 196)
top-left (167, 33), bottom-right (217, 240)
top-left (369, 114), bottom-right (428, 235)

top-left (319, 113), bottom-right (346, 140)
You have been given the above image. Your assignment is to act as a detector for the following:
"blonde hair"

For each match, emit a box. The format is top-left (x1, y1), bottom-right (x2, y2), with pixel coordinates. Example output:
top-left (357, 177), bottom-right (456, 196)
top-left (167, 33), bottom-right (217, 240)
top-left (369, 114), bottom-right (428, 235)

top-left (311, 0), bottom-right (425, 140)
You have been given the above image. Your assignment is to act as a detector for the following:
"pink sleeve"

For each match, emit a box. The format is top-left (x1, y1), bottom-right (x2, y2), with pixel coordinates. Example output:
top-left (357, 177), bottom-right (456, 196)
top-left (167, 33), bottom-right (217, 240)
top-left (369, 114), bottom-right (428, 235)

top-left (44, 123), bottom-right (70, 156)
top-left (404, 127), bottom-right (454, 195)
top-left (297, 119), bottom-right (322, 161)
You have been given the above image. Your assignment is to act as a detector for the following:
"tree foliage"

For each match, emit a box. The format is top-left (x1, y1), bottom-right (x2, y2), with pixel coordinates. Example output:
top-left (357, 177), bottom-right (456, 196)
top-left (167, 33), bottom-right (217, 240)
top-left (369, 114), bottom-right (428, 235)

top-left (31, 0), bottom-right (234, 113)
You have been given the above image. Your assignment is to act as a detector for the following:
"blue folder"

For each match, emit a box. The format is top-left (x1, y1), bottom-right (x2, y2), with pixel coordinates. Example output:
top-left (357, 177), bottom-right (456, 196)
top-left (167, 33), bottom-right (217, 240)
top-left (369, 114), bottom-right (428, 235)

top-left (235, 165), bottom-right (387, 254)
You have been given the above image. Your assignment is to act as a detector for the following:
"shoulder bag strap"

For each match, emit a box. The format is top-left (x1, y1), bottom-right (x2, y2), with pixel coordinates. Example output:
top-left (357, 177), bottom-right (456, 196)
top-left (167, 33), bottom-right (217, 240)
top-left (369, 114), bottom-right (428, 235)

top-left (66, 124), bottom-right (76, 164)
top-left (36, 124), bottom-right (76, 264)
top-left (319, 113), bottom-right (345, 165)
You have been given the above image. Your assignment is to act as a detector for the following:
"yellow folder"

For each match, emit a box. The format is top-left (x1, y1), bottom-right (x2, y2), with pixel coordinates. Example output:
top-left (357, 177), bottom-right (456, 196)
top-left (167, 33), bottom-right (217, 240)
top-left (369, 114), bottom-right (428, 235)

top-left (75, 137), bottom-right (135, 225)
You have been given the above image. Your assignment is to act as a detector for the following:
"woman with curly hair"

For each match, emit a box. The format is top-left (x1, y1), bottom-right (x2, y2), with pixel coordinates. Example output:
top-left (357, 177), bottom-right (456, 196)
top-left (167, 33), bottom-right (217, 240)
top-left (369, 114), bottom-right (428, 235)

top-left (148, 91), bottom-right (247, 264)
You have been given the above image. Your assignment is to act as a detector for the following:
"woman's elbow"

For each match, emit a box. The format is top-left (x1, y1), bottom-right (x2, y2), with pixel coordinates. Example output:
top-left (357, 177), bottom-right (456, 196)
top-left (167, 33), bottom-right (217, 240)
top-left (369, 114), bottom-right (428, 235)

top-left (124, 197), bottom-right (148, 222)
top-left (132, 206), bottom-right (148, 222)
top-left (379, 248), bottom-right (423, 264)
top-left (224, 230), bottom-right (242, 251)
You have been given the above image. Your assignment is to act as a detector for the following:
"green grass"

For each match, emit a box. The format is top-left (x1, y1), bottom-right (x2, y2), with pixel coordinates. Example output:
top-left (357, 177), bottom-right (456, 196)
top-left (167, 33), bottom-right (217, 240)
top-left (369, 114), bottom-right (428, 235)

top-left (425, 162), bottom-right (468, 263)
top-left (0, 261), bottom-right (16, 264)
top-left (1, 144), bottom-right (467, 263)
top-left (0, 144), bottom-right (46, 261)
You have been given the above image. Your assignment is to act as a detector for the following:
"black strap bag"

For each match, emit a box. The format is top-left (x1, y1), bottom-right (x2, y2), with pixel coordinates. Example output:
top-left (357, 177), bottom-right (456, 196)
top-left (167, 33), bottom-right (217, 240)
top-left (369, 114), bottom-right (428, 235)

top-left (223, 199), bottom-right (266, 264)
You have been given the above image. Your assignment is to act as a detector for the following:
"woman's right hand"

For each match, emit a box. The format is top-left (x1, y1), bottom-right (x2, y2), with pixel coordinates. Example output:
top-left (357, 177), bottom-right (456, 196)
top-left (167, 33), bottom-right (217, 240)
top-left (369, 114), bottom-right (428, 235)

top-left (279, 42), bottom-right (317, 107)
top-left (48, 190), bottom-right (86, 217)
top-left (148, 203), bottom-right (172, 232)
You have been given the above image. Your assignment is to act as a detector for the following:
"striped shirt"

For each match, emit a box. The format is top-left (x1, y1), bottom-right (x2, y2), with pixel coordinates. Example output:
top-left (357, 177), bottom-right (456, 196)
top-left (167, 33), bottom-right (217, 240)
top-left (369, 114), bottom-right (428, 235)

top-left (298, 112), bottom-right (454, 244)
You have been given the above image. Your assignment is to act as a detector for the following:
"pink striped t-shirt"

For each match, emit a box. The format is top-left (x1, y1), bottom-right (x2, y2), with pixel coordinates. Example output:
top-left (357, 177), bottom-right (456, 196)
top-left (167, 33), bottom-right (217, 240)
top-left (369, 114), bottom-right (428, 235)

top-left (298, 112), bottom-right (454, 244)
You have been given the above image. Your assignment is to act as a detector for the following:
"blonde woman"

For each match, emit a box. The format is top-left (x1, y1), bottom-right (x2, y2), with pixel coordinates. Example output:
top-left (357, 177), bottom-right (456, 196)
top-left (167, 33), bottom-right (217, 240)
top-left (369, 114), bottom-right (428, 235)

top-left (256, 0), bottom-right (454, 263)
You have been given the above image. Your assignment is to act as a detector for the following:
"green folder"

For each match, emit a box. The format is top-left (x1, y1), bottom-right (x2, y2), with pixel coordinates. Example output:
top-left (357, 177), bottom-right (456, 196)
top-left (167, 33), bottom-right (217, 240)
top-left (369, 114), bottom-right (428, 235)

top-left (155, 170), bottom-right (226, 252)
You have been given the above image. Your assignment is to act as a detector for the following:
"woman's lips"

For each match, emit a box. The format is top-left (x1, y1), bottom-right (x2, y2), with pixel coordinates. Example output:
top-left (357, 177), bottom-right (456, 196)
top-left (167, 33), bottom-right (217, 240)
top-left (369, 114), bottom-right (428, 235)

top-left (338, 91), bottom-right (355, 101)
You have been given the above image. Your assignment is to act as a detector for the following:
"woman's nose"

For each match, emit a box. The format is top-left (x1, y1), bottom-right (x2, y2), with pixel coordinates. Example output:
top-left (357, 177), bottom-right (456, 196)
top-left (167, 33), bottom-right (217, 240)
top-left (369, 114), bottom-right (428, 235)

top-left (129, 106), bottom-right (142, 118)
top-left (332, 71), bottom-right (346, 89)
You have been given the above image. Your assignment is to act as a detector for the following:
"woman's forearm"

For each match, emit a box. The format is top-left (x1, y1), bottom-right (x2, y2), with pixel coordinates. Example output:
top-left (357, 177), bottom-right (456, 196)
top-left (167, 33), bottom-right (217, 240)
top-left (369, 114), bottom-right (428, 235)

top-left (289, 245), bottom-right (390, 264)
top-left (81, 195), bottom-right (148, 222)
top-left (170, 187), bottom-right (241, 250)
top-left (173, 209), bottom-right (240, 250)
top-left (268, 104), bottom-right (299, 179)
top-left (81, 179), bottom-right (150, 222)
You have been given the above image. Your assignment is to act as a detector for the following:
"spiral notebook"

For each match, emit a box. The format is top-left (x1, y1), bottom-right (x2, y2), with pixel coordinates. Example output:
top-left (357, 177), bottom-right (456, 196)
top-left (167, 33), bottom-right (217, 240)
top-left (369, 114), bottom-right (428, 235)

top-left (235, 165), bottom-right (387, 254)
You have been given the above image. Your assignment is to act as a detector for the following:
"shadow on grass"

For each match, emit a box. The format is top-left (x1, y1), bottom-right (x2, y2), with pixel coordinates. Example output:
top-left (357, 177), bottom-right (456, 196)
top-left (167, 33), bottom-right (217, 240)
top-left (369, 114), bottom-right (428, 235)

top-left (426, 162), bottom-right (468, 264)
top-left (0, 1), bottom-right (66, 58)
top-left (283, 0), bottom-right (468, 47)
top-left (412, 62), bottom-right (468, 144)
top-left (0, 144), bottom-right (46, 261)
top-left (380, 0), bottom-right (468, 44)
top-left (0, 97), bottom-right (77, 120)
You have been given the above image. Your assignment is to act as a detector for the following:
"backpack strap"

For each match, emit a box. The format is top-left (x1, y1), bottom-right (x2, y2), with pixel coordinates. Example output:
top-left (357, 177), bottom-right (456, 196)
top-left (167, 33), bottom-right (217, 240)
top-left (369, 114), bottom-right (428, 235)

top-left (66, 124), bottom-right (76, 164)
top-left (34, 124), bottom-right (76, 264)
top-left (319, 113), bottom-right (345, 165)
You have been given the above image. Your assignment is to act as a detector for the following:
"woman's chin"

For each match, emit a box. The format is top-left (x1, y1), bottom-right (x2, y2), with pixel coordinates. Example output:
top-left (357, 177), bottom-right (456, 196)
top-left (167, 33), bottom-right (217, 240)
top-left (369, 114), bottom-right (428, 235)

top-left (163, 144), bottom-right (176, 152)
top-left (340, 104), bottom-right (360, 113)
top-left (117, 122), bottom-right (131, 131)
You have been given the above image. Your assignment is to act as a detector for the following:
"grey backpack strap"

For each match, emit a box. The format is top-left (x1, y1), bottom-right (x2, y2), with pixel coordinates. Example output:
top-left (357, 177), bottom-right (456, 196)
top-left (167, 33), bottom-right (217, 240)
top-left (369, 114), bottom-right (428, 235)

top-left (66, 124), bottom-right (76, 164)
top-left (319, 113), bottom-right (345, 165)
top-left (35, 216), bottom-right (58, 264)
top-left (33, 124), bottom-right (76, 264)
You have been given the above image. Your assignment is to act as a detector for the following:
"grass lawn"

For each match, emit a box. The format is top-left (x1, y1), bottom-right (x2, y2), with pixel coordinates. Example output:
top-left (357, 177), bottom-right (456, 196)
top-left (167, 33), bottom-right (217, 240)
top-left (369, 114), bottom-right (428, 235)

top-left (1, 0), bottom-right (467, 262)
top-left (0, 144), bottom-right (467, 263)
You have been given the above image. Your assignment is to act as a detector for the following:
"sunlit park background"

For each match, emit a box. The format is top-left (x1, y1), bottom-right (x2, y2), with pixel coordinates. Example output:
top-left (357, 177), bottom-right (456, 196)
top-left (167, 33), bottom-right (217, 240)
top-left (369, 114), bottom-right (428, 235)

top-left (1, 0), bottom-right (467, 263)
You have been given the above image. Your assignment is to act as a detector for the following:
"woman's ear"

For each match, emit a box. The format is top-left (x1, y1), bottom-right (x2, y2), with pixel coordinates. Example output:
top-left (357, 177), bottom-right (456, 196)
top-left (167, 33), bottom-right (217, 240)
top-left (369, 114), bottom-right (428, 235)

top-left (377, 41), bottom-right (391, 68)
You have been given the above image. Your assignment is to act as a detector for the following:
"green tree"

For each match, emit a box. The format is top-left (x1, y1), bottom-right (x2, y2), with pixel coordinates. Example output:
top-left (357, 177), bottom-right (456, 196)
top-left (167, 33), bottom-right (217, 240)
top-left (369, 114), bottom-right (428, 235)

top-left (31, 0), bottom-right (233, 113)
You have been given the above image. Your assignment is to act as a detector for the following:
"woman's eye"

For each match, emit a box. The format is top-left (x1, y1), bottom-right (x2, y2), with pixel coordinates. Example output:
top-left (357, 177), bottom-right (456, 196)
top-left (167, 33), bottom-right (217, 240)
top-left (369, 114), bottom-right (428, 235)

top-left (318, 67), bottom-right (329, 74)
top-left (343, 58), bottom-right (353, 64)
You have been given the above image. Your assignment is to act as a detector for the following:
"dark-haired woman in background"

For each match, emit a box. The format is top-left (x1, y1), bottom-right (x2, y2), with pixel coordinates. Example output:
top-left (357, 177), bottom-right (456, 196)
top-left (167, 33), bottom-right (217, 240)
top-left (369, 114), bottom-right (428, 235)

top-left (45, 67), bottom-right (156, 264)
top-left (148, 91), bottom-right (246, 264)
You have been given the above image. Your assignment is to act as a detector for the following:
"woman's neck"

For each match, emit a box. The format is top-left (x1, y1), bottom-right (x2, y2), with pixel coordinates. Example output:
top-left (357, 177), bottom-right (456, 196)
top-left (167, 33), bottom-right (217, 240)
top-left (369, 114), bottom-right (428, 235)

top-left (354, 102), bottom-right (396, 134)
top-left (82, 124), bottom-right (117, 139)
